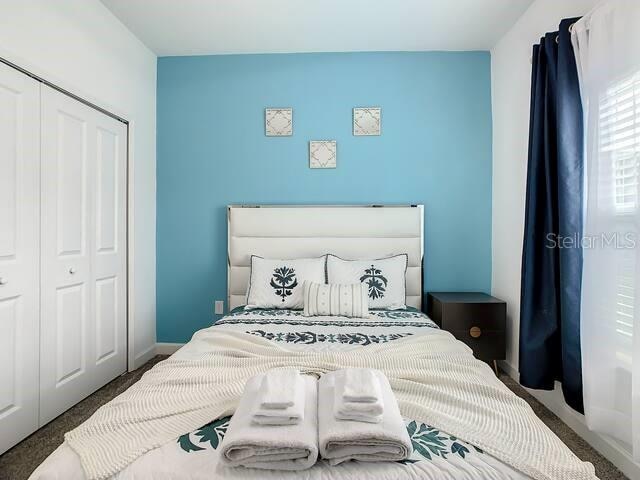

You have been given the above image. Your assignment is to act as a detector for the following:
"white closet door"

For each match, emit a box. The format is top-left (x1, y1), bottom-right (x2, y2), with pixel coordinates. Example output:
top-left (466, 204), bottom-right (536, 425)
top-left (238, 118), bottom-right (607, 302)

top-left (40, 85), bottom-right (127, 425)
top-left (0, 63), bottom-right (40, 454)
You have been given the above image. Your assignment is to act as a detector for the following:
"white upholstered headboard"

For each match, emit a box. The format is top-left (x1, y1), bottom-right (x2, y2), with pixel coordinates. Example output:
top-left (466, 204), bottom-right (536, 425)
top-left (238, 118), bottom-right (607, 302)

top-left (227, 205), bottom-right (424, 310)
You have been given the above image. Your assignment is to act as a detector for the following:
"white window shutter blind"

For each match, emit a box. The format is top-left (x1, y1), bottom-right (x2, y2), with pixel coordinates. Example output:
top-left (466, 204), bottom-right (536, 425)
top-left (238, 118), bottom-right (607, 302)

top-left (574, 0), bottom-right (640, 461)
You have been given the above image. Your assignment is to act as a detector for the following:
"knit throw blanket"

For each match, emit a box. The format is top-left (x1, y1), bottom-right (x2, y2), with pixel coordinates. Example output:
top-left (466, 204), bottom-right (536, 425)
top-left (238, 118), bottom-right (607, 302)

top-left (65, 328), bottom-right (597, 480)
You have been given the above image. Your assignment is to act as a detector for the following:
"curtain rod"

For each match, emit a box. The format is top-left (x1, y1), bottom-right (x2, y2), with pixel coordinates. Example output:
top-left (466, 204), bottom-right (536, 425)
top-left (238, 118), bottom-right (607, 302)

top-left (528, 21), bottom-right (584, 64)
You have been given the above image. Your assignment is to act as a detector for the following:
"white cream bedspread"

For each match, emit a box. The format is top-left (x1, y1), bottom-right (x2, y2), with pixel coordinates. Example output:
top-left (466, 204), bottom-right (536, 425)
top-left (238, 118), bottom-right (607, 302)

top-left (29, 310), bottom-right (596, 480)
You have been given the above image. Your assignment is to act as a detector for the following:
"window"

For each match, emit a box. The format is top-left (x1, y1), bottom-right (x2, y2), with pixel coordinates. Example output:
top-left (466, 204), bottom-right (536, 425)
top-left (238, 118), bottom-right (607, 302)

top-left (599, 71), bottom-right (640, 346)
top-left (599, 71), bottom-right (640, 215)
top-left (616, 258), bottom-right (634, 339)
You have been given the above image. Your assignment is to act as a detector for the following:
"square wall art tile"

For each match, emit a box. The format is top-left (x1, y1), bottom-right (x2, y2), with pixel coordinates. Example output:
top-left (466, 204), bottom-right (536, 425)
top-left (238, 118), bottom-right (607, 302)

top-left (309, 140), bottom-right (337, 169)
top-left (265, 108), bottom-right (292, 136)
top-left (353, 107), bottom-right (381, 136)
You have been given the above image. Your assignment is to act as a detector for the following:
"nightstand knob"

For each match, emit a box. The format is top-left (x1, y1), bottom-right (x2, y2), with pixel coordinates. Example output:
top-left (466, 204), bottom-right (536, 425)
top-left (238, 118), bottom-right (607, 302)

top-left (469, 326), bottom-right (482, 338)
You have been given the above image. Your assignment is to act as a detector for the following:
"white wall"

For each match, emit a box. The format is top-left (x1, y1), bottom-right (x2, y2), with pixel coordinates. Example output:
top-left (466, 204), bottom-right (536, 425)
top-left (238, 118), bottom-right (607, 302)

top-left (491, 1), bottom-right (640, 477)
top-left (0, 0), bottom-right (157, 369)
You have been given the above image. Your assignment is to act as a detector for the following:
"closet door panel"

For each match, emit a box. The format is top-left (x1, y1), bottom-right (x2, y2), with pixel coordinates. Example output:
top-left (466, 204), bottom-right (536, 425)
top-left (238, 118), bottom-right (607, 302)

top-left (40, 85), bottom-right (126, 425)
top-left (55, 283), bottom-right (87, 384)
top-left (95, 276), bottom-right (117, 362)
top-left (92, 116), bottom-right (127, 382)
top-left (40, 85), bottom-right (94, 424)
top-left (0, 63), bottom-right (40, 454)
top-left (56, 111), bottom-right (87, 256)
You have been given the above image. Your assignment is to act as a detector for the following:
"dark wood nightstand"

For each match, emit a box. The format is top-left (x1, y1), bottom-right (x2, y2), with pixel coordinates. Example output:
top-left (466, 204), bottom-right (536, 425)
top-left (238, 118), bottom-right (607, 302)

top-left (425, 292), bottom-right (506, 374)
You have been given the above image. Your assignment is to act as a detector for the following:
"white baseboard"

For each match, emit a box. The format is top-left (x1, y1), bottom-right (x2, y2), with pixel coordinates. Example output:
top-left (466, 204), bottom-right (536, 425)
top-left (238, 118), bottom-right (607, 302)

top-left (131, 343), bottom-right (156, 371)
top-left (501, 361), bottom-right (640, 479)
top-left (156, 342), bottom-right (185, 355)
top-left (497, 359), bottom-right (519, 380)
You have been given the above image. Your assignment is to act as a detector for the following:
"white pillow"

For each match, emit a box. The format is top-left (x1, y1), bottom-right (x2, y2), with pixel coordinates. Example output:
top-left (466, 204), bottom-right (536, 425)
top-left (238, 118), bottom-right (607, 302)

top-left (246, 256), bottom-right (326, 309)
top-left (326, 254), bottom-right (408, 310)
top-left (303, 281), bottom-right (369, 318)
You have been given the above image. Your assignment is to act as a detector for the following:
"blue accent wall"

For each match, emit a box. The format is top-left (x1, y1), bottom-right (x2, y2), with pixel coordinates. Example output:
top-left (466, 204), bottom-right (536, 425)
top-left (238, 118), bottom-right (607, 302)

top-left (157, 52), bottom-right (492, 343)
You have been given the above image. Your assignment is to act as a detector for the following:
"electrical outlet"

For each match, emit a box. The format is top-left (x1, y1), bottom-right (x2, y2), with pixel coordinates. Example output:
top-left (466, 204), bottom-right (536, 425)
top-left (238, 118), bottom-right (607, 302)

top-left (214, 300), bottom-right (224, 315)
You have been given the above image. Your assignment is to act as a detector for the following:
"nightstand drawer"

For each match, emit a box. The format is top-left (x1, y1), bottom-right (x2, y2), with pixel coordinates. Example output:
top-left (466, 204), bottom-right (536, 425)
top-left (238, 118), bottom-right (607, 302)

top-left (449, 328), bottom-right (506, 362)
top-left (442, 303), bottom-right (506, 332)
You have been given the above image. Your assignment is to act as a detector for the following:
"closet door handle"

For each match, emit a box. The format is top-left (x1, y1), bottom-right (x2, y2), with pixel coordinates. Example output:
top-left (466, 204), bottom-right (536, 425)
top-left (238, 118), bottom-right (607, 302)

top-left (69, 268), bottom-right (76, 275)
top-left (0, 277), bottom-right (6, 285)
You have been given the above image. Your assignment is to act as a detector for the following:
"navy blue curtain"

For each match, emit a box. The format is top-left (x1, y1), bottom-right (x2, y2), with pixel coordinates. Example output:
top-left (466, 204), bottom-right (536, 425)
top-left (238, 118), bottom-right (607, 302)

top-left (520, 18), bottom-right (584, 413)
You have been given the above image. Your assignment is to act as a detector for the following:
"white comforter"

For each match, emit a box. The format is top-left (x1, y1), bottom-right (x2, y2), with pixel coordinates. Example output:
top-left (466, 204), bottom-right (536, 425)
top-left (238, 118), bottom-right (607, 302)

top-left (28, 309), bottom-right (546, 480)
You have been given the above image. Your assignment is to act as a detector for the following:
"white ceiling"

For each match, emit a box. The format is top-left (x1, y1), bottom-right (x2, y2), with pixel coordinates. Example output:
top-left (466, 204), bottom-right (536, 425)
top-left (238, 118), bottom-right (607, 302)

top-left (100, 0), bottom-right (533, 56)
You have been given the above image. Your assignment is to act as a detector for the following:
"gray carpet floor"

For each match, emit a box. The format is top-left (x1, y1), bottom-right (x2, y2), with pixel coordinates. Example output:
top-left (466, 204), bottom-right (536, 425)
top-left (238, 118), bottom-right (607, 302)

top-left (0, 357), bottom-right (627, 480)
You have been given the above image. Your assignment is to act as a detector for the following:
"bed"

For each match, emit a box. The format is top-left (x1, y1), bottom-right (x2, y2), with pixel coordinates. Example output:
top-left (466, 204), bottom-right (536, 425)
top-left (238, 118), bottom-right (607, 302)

top-left (29, 206), bottom-right (595, 480)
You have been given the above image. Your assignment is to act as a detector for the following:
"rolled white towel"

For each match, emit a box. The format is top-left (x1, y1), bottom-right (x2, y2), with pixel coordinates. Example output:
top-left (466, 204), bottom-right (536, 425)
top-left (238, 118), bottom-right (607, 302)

top-left (334, 370), bottom-right (383, 423)
top-left (341, 368), bottom-right (382, 403)
top-left (319, 370), bottom-right (412, 465)
top-left (220, 374), bottom-right (319, 471)
top-left (260, 368), bottom-right (302, 409)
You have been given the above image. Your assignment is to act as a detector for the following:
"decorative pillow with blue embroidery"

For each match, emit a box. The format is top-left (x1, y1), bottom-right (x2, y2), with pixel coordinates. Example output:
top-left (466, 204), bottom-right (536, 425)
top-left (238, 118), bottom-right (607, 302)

top-left (326, 254), bottom-right (408, 310)
top-left (245, 256), bottom-right (326, 310)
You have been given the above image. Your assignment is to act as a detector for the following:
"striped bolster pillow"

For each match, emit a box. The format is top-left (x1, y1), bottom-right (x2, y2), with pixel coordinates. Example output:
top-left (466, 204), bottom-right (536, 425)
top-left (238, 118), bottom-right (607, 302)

top-left (303, 281), bottom-right (369, 318)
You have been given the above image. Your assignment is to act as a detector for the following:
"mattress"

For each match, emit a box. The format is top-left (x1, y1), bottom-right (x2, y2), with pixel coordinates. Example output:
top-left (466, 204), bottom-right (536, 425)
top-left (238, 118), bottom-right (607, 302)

top-left (29, 308), bottom-right (530, 480)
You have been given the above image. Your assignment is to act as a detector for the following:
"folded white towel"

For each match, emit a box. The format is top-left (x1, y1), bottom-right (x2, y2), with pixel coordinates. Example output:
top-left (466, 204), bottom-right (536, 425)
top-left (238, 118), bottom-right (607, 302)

top-left (253, 372), bottom-right (305, 425)
top-left (220, 374), bottom-right (318, 471)
top-left (334, 370), bottom-right (383, 423)
top-left (341, 368), bottom-right (382, 403)
top-left (334, 400), bottom-right (383, 423)
top-left (319, 370), bottom-right (411, 465)
top-left (260, 368), bottom-right (302, 409)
